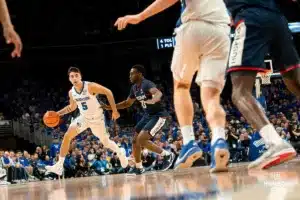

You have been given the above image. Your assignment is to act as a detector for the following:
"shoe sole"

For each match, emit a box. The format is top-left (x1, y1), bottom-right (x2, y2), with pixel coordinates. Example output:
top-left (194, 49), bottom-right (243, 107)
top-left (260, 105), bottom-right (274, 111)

top-left (210, 149), bottom-right (230, 173)
top-left (258, 150), bottom-right (297, 170)
top-left (174, 151), bottom-right (202, 170)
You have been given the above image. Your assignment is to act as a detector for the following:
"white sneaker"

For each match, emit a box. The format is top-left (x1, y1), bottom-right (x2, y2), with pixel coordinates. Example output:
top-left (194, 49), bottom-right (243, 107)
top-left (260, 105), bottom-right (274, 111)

top-left (248, 140), bottom-right (296, 170)
top-left (45, 162), bottom-right (64, 176)
top-left (118, 148), bottom-right (128, 168)
top-left (0, 181), bottom-right (10, 185)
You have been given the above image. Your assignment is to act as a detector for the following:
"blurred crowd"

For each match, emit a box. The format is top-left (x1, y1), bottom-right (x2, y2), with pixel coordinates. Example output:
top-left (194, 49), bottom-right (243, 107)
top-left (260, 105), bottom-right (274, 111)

top-left (1, 77), bottom-right (300, 185)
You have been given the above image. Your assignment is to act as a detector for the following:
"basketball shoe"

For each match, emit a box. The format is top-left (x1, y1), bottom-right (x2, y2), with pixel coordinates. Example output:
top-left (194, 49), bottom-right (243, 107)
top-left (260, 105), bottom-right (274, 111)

top-left (174, 140), bottom-right (202, 169)
top-left (248, 140), bottom-right (296, 170)
top-left (45, 162), bottom-right (64, 176)
top-left (210, 138), bottom-right (230, 173)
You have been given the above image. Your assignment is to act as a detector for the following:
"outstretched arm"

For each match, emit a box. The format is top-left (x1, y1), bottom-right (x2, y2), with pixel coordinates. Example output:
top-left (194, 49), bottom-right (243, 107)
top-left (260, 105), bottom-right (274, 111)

top-left (0, 0), bottom-right (12, 28)
top-left (114, 0), bottom-right (179, 30)
top-left (89, 82), bottom-right (119, 113)
top-left (0, 0), bottom-right (22, 57)
top-left (104, 97), bottom-right (136, 110)
top-left (139, 0), bottom-right (179, 22)
top-left (57, 91), bottom-right (78, 116)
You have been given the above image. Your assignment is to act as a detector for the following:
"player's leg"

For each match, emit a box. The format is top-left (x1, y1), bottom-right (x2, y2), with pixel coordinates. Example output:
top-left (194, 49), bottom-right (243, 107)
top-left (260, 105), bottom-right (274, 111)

top-left (90, 117), bottom-right (128, 168)
top-left (129, 116), bottom-right (148, 172)
top-left (196, 23), bottom-right (231, 172)
top-left (271, 14), bottom-right (300, 98)
top-left (136, 116), bottom-right (175, 171)
top-left (171, 22), bottom-right (202, 169)
top-left (229, 12), bottom-right (296, 169)
top-left (45, 116), bottom-right (85, 175)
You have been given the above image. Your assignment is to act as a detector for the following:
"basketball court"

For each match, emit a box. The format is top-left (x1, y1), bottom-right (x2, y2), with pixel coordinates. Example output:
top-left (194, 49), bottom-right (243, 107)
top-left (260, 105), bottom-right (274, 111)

top-left (0, 159), bottom-right (299, 200)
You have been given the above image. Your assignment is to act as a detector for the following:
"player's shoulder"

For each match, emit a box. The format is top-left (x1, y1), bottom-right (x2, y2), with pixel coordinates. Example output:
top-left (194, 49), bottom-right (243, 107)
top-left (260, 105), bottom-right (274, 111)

top-left (143, 79), bottom-right (156, 87)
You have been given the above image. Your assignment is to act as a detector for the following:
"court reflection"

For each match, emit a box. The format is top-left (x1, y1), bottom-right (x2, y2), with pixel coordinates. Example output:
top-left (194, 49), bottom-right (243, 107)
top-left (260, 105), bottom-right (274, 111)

top-left (2, 161), bottom-right (300, 200)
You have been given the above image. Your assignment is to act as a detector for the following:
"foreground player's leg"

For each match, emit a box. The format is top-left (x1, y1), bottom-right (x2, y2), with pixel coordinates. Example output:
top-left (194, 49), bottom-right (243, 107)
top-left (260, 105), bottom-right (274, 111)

top-left (231, 71), bottom-right (296, 169)
top-left (45, 126), bottom-right (78, 176)
top-left (173, 81), bottom-right (202, 169)
top-left (137, 130), bottom-right (175, 171)
top-left (282, 68), bottom-right (300, 97)
top-left (201, 84), bottom-right (229, 173)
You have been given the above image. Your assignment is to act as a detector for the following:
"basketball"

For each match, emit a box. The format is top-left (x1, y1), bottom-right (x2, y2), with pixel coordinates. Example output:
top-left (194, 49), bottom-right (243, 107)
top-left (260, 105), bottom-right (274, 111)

top-left (43, 111), bottom-right (60, 128)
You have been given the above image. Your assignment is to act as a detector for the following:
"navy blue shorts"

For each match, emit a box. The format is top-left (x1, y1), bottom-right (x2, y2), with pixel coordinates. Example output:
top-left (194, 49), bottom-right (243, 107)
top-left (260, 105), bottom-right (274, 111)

top-left (227, 7), bottom-right (300, 74)
top-left (135, 113), bottom-right (167, 137)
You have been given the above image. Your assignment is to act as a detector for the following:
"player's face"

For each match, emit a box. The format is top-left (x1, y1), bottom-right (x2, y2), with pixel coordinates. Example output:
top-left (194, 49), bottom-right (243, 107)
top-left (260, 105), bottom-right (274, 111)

top-left (129, 68), bottom-right (141, 84)
top-left (69, 72), bottom-right (82, 86)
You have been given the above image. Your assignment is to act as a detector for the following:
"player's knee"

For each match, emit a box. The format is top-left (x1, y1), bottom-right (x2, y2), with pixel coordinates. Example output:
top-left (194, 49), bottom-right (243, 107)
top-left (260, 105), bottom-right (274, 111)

top-left (174, 80), bottom-right (190, 90)
top-left (136, 133), bottom-right (148, 147)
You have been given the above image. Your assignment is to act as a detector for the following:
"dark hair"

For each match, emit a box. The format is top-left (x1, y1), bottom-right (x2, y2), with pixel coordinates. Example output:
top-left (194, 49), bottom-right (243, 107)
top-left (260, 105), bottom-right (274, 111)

top-left (68, 66), bottom-right (81, 75)
top-left (132, 64), bottom-right (145, 75)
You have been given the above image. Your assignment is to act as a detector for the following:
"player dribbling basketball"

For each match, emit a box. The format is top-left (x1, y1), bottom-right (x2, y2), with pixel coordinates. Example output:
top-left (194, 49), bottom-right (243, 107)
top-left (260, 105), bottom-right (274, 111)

top-left (45, 67), bottom-right (128, 176)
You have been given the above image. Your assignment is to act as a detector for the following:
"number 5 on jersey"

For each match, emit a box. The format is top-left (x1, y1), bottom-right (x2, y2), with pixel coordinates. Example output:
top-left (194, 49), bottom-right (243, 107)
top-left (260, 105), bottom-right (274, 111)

top-left (81, 102), bottom-right (88, 110)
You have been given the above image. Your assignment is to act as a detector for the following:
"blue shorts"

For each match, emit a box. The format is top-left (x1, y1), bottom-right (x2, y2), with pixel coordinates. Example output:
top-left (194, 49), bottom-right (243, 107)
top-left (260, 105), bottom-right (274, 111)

top-left (227, 7), bottom-right (300, 74)
top-left (135, 112), bottom-right (168, 137)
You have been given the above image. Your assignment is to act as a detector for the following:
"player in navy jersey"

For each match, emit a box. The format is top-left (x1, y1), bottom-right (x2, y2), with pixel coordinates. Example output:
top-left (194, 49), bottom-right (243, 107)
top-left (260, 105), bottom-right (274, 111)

top-left (225, 0), bottom-right (300, 169)
top-left (103, 65), bottom-right (175, 175)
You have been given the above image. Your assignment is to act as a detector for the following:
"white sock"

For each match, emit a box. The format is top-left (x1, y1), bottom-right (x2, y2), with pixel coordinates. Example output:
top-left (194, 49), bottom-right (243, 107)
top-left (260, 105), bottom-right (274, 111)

top-left (136, 162), bottom-right (143, 169)
top-left (181, 125), bottom-right (195, 145)
top-left (211, 127), bottom-right (226, 145)
top-left (259, 124), bottom-right (282, 145)
top-left (160, 150), bottom-right (171, 156)
top-left (59, 156), bottom-right (65, 164)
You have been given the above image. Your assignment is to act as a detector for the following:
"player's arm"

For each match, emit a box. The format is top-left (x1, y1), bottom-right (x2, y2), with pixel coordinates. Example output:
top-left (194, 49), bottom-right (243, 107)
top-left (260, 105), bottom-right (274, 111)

top-left (145, 88), bottom-right (163, 104)
top-left (0, 0), bottom-right (22, 57)
top-left (89, 82), bottom-right (119, 113)
top-left (57, 91), bottom-right (78, 117)
top-left (114, 0), bottom-right (179, 30)
top-left (138, 0), bottom-right (179, 21)
top-left (0, 0), bottom-right (12, 28)
top-left (103, 92), bottom-right (136, 110)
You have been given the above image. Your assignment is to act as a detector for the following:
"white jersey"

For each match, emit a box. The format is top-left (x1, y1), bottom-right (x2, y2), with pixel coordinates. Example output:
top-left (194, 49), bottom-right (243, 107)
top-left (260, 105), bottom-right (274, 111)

top-left (71, 81), bottom-right (103, 120)
top-left (177, 0), bottom-right (230, 27)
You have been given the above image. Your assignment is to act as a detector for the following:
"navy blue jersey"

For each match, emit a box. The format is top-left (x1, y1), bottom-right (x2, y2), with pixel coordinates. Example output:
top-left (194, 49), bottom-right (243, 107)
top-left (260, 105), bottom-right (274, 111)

top-left (225, 0), bottom-right (280, 15)
top-left (129, 79), bottom-right (165, 115)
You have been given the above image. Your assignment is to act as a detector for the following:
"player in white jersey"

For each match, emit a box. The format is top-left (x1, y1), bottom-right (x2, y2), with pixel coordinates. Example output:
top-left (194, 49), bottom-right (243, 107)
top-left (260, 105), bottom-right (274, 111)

top-left (115, 0), bottom-right (231, 172)
top-left (45, 67), bottom-right (128, 176)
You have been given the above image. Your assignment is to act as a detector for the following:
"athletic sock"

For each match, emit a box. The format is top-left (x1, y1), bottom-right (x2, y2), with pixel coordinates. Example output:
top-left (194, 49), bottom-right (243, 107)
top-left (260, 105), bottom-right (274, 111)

top-left (181, 125), bottom-right (195, 145)
top-left (136, 162), bottom-right (143, 169)
top-left (160, 150), bottom-right (171, 156)
top-left (259, 124), bottom-right (282, 145)
top-left (211, 127), bottom-right (226, 145)
top-left (58, 156), bottom-right (65, 164)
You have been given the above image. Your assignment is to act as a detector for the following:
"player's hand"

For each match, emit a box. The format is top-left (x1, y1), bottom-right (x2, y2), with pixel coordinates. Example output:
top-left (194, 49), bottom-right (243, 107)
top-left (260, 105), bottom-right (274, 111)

top-left (144, 99), bottom-right (156, 105)
top-left (114, 14), bottom-right (143, 31)
top-left (3, 26), bottom-right (22, 58)
top-left (112, 111), bottom-right (120, 120)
